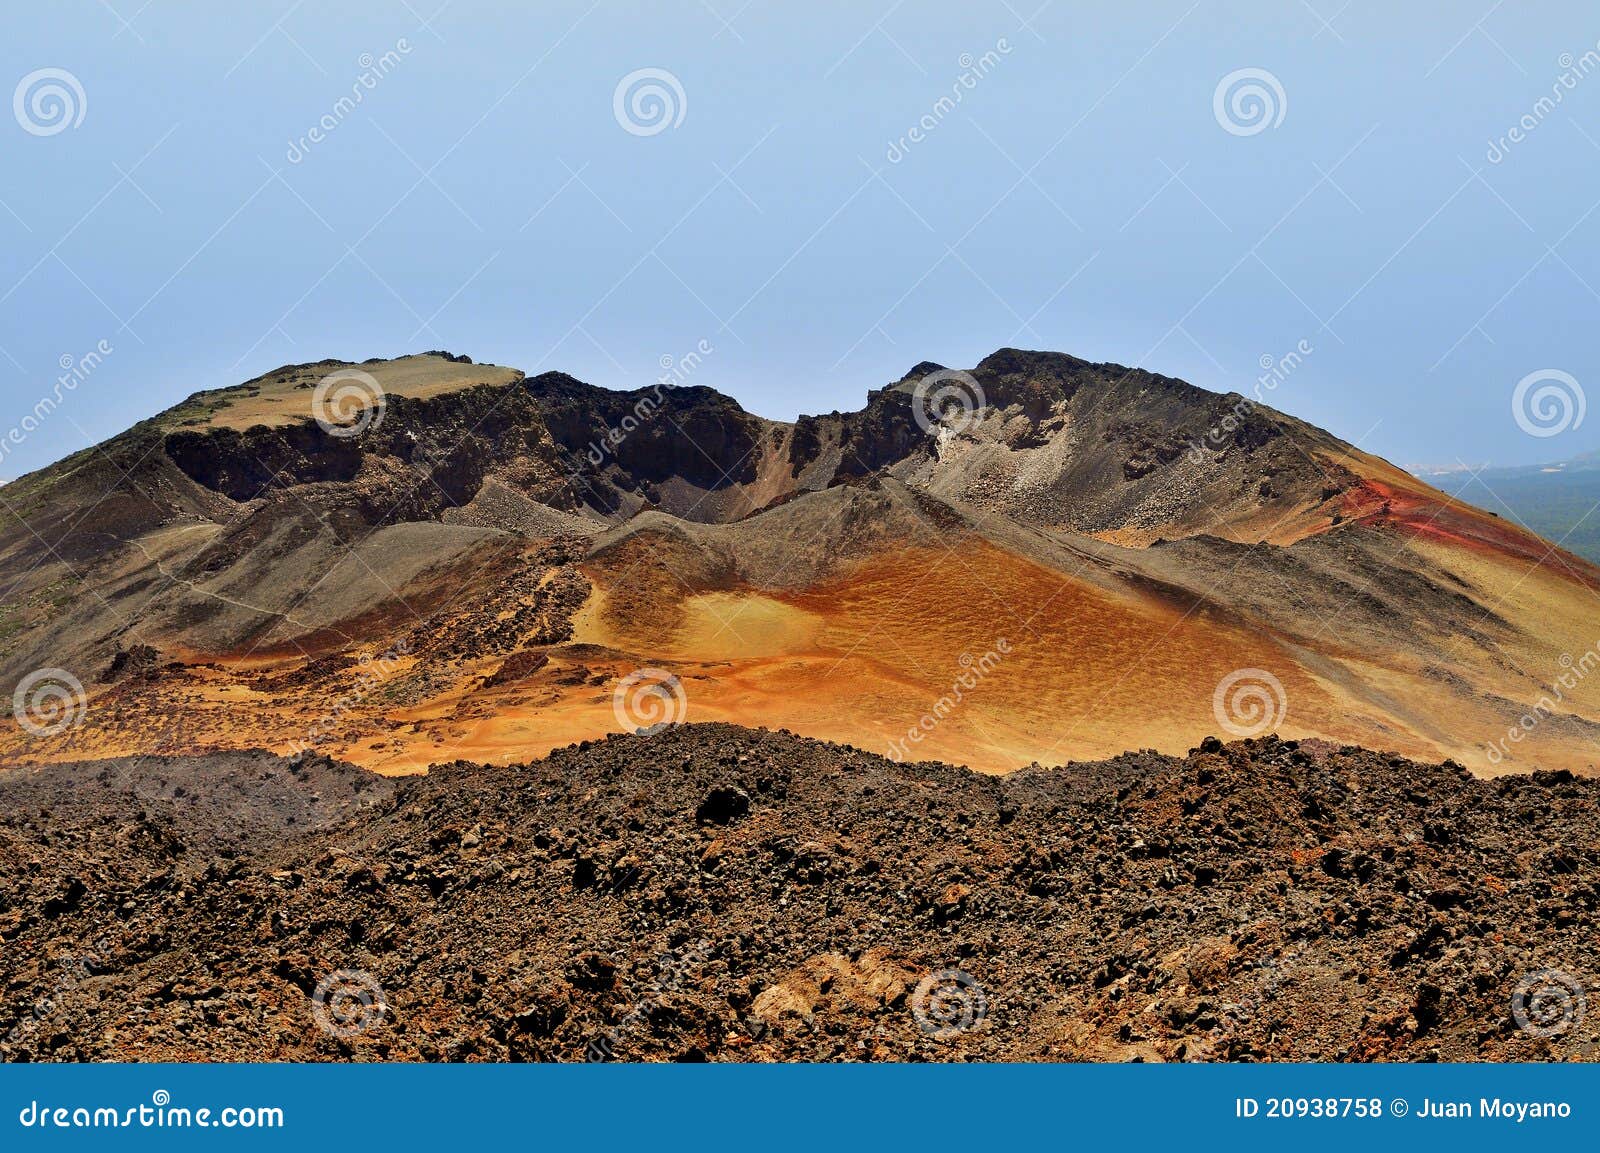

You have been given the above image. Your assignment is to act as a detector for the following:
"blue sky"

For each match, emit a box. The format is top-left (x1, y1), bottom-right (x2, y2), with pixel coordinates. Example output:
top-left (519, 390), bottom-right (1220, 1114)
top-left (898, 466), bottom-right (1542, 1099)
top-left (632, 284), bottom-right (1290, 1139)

top-left (2, 0), bottom-right (1598, 481)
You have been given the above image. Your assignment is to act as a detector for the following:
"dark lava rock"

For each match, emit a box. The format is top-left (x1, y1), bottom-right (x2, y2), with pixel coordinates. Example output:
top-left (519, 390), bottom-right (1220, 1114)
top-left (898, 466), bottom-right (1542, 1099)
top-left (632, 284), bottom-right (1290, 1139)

top-left (695, 786), bottom-right (751, 826)
top-left (1, 724), bottom-right (1596, 1064)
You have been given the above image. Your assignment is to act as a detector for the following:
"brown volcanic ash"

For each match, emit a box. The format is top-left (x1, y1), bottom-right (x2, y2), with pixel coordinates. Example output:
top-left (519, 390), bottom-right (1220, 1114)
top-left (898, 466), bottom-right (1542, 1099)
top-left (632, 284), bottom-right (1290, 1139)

top-left (1, 725), bottom-right (1596, 1062)
top-left (2, 348), bottom-right (1600, 774)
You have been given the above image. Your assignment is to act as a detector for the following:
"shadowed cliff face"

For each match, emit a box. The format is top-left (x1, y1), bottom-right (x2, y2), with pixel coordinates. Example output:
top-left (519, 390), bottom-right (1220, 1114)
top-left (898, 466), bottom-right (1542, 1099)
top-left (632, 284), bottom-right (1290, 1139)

top-left (528, 374), bottom-right (764, 482)
top-left (164, 423), bottom-right (367, 500)
top-left (524, 374), bottom-right (776, 521)
top-left (141, 348), bottom-right (1358, 534)
top-left (162, 379), bottom-right (570, 517)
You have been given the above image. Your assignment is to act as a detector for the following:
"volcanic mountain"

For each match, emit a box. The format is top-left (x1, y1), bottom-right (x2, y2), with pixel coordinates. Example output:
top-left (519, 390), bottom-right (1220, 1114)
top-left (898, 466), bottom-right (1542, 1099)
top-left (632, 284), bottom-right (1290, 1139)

top-left (2, 348), bottom-right (1597, 776)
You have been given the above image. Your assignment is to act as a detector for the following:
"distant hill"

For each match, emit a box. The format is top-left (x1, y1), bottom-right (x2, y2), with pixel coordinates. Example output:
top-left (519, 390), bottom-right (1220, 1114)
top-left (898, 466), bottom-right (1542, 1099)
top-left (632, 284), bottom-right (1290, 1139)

top-left (1417, 452), bottom-right (1600, 565)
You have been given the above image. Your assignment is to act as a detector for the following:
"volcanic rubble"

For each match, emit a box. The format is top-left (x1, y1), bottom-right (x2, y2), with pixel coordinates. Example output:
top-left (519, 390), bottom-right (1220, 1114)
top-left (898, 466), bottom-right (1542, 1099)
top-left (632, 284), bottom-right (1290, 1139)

top-left (1, 723), bottom-right (1596, 1062)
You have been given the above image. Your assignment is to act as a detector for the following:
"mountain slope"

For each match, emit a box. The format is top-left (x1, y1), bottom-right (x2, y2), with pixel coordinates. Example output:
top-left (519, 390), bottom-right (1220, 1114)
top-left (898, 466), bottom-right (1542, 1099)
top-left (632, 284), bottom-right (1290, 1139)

top-left (2, 349), bottom-right (1598, 775)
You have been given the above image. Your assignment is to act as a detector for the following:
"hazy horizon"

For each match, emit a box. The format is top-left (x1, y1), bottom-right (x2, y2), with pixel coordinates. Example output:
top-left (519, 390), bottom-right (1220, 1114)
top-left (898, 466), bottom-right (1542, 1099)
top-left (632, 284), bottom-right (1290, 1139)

top-left (4, 0), bottom-right (1599, 481)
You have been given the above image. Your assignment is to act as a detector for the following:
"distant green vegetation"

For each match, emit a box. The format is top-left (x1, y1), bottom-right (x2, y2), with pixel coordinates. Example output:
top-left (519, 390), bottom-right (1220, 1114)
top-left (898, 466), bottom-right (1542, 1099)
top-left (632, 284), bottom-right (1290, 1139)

top-left (1430, 469), bottom-right (1600, 565)
top-left (0, 576), bottom-right (79, 659)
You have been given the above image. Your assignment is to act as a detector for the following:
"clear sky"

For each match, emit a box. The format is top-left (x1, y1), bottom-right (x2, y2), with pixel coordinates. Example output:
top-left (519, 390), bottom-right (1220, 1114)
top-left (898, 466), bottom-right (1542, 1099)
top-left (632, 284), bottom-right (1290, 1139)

top-left (2, 0), bottom-right (1598, 481)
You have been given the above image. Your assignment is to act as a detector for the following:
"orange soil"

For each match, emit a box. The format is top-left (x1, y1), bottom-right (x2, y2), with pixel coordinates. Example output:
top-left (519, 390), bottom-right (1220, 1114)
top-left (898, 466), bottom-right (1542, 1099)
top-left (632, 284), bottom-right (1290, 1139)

top-left (8, 529), bottom-right (1600, 778)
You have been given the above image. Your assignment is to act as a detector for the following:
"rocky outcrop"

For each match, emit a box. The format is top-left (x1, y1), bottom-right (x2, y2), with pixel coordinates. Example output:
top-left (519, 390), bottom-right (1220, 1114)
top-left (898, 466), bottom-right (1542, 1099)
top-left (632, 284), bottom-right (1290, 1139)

top-left (161, 379), bottom-right (570, 523)
top-left (91, 347), bottom-right (1363, 545)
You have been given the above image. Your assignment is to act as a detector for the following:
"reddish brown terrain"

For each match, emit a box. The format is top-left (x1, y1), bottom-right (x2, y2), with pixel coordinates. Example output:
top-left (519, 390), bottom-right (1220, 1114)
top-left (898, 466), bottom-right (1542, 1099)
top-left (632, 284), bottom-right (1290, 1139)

top-left (1, 348), bottom-right (1597, 775)
top-left (1, 726), bottom-right (1595, 1062)
top-left (3, 349), bottom-right (1599, 1064)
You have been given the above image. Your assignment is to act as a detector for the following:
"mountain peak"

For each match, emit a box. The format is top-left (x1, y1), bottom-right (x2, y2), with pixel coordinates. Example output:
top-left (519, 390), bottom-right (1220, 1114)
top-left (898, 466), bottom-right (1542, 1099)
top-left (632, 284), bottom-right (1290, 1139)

top-left (899, 360), bottom-right (948, 381)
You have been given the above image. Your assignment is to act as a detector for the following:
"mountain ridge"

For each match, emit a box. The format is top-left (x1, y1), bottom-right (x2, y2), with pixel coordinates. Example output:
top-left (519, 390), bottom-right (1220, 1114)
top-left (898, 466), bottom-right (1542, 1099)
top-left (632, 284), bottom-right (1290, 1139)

top-left (2, 347), bottom-right (1598, 776)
